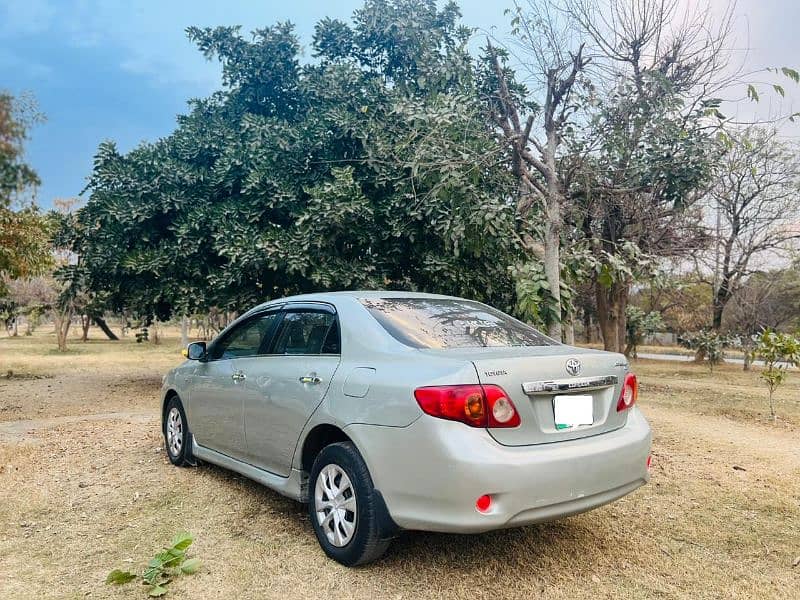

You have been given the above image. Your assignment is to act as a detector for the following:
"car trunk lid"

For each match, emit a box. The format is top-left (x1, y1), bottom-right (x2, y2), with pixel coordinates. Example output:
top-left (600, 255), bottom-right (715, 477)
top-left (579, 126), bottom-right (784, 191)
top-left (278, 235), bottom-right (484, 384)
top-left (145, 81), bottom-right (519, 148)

top-left (422, 346), bottom-right (630, 446)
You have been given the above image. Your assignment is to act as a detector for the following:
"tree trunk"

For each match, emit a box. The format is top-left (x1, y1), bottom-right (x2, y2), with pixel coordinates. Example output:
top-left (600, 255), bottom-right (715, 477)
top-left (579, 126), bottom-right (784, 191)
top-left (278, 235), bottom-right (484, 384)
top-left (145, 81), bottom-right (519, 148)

top-left (80, 314), bottom-right (91, 341)
top-left (93, 316), bottom-right (119, 340)
top-left (582, 310), bottom-right (593, 343)
top-left (596, 280), bottom-right (629, 354)
top-left (150, 317), bottom-right (161, 345)
top-left (712, 267), bottom-right (733, 330)
top-left (11, 317), bottom-right (18, 337)
top-left (543, 148), bottom-right (563, 341)
top-left (180, 315), bottom-right (189, 347)
top-left (54, 308), bottom-right (73, 352)
top-left (563, 317), bottom-right (575, 345)
top-left (769, 388), bottom-right (775, 420)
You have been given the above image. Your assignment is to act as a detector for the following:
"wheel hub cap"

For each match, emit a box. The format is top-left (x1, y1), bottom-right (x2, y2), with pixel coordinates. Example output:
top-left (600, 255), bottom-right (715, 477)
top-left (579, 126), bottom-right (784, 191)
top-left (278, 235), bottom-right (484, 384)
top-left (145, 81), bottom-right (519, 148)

top-left (314, 464), bottom-right (357, 547)
top-left (166, 407), bottom-right (183, 456)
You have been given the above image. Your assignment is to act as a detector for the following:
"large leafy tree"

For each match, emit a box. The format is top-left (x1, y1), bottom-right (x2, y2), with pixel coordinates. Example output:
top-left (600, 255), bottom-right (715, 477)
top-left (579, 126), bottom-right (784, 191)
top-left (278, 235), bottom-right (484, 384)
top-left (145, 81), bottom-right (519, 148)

top-left (71, 1), bottom-right (521, 322)
top-left (0, 92), bottom-right (40, 206)
top-left (0, 92), bottom-right (52, 294)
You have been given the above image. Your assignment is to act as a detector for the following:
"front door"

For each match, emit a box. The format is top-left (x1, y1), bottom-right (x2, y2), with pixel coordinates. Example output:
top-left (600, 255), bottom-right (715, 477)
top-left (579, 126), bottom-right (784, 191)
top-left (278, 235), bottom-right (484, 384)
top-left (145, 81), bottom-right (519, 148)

top-left (239, 307), bottom-right (341, 476)
top-left (188, 312), bottom-right (279, 460)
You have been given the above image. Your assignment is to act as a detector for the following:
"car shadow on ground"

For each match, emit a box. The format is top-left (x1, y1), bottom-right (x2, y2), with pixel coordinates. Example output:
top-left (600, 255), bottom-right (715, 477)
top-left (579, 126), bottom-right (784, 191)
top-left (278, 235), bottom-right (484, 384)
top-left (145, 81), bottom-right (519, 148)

top-left (191, 458), bottom-right (597, 575)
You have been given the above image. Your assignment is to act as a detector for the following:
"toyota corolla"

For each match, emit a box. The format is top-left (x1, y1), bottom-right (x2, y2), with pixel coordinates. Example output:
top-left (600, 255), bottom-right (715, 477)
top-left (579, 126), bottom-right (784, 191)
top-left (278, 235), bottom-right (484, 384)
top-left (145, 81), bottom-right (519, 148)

top-left (161, 292), bottom-right (652, 566)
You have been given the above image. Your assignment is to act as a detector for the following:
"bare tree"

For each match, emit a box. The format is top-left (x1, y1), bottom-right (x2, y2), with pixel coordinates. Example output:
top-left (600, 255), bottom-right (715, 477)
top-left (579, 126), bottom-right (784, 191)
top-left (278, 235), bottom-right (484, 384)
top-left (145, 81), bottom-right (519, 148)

top-left (563, 0), bottom-right (735, 352)
top-left (704, 126), bottom-right (800, 329)
top-left (486, 0), bottom-right (589, 340)
top-left (723, 267), bottom-right (800, 369)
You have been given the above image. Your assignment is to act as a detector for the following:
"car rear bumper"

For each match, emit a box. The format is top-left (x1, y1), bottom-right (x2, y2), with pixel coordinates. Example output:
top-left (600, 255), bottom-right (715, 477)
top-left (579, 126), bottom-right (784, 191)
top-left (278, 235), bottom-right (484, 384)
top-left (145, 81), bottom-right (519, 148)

top-left (345, 407), bottom-right (651, 533)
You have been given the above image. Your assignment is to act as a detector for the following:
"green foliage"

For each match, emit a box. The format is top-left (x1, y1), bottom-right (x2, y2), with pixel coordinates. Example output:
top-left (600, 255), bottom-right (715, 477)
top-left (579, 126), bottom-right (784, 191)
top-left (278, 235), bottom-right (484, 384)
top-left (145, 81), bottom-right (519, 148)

top-left (679, 330), bottom-right (733, 373)
top-left (106, 532), bottom-right (201, 597)
top-left (625, 306), bottom-right (664, 357)
top-left (0, 206), bottom-right (55, 295)
top-left (0, 91), bottom-right (43, 208)
top-left (510, 262), bottom-right (559, 331)
top-left (756, 329), bottom-right (800, 419)
top-left (71, 0), bottom-right (520, 321)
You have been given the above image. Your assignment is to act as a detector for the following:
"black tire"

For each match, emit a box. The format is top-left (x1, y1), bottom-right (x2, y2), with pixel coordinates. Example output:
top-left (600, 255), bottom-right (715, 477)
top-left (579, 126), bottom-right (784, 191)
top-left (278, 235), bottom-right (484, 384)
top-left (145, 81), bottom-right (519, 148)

top-left (163, 396), bottom-right (193, 467)
top-left (308, 442), bottom-right (391, 566)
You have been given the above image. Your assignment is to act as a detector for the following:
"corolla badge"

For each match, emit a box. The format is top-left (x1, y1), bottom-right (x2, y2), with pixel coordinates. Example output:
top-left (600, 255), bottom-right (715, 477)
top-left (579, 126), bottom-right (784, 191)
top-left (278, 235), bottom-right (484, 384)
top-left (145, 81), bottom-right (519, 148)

top-left (565, 358), bottom-right (582, 376)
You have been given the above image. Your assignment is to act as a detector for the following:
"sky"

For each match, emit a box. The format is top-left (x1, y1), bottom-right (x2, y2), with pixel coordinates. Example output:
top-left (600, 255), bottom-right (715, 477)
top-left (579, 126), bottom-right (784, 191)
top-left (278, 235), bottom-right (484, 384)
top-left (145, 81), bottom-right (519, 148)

top-left (1, 0), bottom-right (799, 209)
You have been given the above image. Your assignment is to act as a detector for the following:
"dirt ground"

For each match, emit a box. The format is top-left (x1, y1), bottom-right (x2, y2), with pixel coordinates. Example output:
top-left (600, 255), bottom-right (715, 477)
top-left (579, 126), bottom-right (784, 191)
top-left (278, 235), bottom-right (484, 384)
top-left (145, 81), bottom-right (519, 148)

top-left (1, 328), bottom-right (799, 599)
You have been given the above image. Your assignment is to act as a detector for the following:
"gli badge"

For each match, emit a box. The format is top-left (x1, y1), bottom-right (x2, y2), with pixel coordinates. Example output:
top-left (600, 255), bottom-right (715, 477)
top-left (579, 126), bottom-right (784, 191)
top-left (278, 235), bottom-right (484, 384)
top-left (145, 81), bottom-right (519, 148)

top-left (565, 358), bottom-right (582, 376)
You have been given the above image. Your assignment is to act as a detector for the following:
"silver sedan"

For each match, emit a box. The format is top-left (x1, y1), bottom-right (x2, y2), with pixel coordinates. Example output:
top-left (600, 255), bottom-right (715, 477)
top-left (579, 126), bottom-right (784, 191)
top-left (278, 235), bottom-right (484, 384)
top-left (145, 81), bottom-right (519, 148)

top-left (161, 292), bottom-right (651, 566)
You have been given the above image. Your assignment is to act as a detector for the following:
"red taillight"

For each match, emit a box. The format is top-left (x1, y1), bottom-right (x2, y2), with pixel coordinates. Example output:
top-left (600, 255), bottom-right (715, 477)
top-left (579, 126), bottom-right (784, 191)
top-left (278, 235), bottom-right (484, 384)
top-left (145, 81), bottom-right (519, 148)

top-left (414, 384), bottom-right (520, 428)
top-left (616, 373), bottom-right (638, 412)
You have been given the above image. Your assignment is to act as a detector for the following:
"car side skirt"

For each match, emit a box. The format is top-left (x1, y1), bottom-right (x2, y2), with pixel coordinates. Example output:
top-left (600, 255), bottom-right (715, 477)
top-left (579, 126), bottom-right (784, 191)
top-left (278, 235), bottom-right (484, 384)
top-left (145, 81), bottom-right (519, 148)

top-left (192, 437), bottom-right (304, 501)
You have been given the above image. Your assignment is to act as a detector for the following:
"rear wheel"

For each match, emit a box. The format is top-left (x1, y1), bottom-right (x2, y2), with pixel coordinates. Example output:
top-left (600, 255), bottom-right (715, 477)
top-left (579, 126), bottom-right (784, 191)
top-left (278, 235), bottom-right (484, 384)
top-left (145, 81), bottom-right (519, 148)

top-left (308, 442), bottom-right (391, 566)
top-left (163, 396), bottom-right (192, 467)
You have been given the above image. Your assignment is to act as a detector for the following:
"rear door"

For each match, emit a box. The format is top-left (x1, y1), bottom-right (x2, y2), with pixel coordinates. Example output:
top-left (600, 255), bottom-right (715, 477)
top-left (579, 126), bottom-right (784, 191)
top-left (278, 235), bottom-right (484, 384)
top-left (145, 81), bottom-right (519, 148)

top-left (238, 305), bottom-right (341, 476)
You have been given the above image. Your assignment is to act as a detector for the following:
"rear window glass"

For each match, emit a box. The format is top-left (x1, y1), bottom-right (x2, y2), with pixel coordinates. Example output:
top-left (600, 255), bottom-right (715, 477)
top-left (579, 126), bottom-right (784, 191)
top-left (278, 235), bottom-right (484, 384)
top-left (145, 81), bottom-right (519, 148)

top-left (360, 298), bottom-right (556, 349)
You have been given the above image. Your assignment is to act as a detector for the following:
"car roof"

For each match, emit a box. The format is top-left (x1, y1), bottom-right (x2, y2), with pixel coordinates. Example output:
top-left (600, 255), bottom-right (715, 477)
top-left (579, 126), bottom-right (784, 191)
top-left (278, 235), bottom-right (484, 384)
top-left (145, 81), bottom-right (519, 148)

top-left (246, 290), bottom-right (460, 314)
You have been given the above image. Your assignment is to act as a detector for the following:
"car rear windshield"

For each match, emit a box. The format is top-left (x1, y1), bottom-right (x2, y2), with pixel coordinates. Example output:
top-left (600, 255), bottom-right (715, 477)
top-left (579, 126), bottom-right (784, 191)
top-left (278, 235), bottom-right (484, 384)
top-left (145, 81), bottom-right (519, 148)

top-left (360, 297), bottom-right (556, 349)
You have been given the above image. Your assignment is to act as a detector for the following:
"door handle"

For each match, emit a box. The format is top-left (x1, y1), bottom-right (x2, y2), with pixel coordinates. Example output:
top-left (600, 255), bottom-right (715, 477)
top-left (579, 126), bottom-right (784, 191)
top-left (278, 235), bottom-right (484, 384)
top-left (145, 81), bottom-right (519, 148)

top-left (232, 370), bottom-right (246, 382)
top-left (299, 375), bottom-right (322, 385)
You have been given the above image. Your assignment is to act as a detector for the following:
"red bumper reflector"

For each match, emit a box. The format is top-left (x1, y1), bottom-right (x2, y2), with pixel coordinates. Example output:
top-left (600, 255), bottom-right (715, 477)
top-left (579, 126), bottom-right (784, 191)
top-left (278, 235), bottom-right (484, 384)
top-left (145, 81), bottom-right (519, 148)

top-left (476, 494), bottom-right (492, 513)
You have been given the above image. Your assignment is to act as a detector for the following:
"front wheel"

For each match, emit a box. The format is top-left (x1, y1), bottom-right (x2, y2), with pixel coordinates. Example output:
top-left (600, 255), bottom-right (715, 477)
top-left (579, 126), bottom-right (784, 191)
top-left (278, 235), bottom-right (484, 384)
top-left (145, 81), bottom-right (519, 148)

top-left (163, 396), bottom-right (193, 467)
top-left (308, 442), bottom-right (391, 566)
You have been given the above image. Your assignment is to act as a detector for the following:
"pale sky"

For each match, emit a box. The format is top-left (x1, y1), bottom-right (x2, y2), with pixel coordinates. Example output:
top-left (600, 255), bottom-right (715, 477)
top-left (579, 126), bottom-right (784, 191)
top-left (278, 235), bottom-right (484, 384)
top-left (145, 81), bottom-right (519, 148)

top-left (1, 0), bottom-right (798, 207)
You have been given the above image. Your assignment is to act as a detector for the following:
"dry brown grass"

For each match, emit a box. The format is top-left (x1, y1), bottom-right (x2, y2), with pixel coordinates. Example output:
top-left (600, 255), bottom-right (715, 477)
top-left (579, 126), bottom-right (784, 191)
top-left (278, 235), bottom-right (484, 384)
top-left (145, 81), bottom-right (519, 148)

top-left (1, 329), bottom-right (798, 599)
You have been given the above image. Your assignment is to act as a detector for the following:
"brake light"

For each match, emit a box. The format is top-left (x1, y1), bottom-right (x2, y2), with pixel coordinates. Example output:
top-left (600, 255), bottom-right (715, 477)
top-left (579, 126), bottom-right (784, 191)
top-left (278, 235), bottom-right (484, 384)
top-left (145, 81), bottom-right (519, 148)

top-left (414, 384), bottom-right (520, 428)
top-left (616, 373), bottom-right (638, 412)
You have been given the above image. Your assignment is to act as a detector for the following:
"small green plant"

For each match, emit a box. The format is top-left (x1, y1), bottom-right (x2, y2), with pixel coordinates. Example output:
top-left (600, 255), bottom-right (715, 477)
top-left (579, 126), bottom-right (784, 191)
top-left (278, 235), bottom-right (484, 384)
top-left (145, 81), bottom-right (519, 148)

top-left (755, 329), bottom-right (800, 420)
top-left (625, 306), bottom-right (664, 358)
top-left (106, 532), bottom-right (201, 597)
top-left (678, 330), bottom-right (732, 373)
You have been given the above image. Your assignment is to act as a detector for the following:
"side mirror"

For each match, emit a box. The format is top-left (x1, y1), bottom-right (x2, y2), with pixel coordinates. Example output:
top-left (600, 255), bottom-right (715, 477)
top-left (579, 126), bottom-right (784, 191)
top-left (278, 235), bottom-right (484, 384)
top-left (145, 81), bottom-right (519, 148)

top-left (185, 341), bottom-right (207, 361)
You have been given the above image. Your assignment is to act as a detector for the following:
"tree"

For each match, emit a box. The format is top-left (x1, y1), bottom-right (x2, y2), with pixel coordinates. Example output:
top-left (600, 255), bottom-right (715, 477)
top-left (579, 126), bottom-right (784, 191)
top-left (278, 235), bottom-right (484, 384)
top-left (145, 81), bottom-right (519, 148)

top-left (71, 1), bottom-right (522, 324)
top-left (723, 267), bottom-right (800, 369)
top-left (0, 91), bottom-right (41, 207)
top-left (484, 1), bottom-right (589, 340)
top-left (0, 92), bottom-right (50, 294)
top-left (0, 275), bottom-right (57, 336)
top-left (564, 0), bottom-right (730, 353)
top-left (0, 206), bottom-right (54, 291)
top-left (704, 127), bottom-right (800, 330)
top-left (636, 270), bottom-right (713, 335)
top-left (756, 329), bottom-right (800, 420)
top-left (624, 306), bottom-right (664, 358)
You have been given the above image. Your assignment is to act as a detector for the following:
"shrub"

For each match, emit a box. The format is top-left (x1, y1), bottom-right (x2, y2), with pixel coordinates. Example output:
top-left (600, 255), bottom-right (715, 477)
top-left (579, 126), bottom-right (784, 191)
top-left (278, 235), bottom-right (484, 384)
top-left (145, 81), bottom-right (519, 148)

top-left (678, 330), bottom-right (733, 373)
top-left (755, 329), bottom-right (800, 420)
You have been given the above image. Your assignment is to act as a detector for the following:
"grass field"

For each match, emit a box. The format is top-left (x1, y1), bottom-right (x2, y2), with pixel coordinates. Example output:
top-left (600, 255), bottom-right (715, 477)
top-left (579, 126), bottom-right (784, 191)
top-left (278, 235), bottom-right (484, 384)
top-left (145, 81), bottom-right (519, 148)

top-left (1, 328), bottom-right (799, 599)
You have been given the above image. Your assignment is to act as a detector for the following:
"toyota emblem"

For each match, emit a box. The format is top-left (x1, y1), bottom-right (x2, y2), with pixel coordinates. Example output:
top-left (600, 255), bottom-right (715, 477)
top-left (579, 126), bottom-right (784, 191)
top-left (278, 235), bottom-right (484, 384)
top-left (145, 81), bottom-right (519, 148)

top-left (565, 358), bottom-right (581, 376)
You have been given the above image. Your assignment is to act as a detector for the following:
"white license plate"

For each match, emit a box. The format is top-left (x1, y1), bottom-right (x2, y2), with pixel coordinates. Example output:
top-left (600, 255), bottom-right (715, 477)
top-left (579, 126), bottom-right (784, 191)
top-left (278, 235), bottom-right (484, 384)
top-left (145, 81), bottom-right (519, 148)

top-left (553, 395), bottom-right (594, 430)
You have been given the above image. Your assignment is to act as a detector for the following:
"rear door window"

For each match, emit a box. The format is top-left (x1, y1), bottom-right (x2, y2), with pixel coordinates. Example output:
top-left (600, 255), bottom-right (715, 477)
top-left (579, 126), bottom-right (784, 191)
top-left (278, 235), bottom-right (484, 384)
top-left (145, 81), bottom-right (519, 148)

top-left (360, 297), bottom-right (555, 349)
top-left (271, 310), bottom-right (340, 355)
